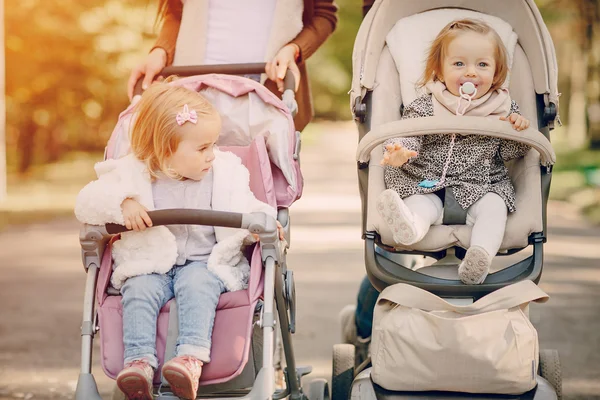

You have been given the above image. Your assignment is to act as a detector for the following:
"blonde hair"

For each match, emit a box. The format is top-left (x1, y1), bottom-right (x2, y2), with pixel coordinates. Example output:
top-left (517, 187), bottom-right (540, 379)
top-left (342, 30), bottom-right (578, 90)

top-left (418, 19), bottom-right (509, 91)
top-left (130, 79), bottom-right (219, 179)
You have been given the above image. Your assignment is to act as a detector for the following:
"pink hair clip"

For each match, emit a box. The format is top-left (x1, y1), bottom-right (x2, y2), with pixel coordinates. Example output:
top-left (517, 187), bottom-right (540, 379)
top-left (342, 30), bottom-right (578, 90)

top-left (176, 104), bottom-right (198, 126)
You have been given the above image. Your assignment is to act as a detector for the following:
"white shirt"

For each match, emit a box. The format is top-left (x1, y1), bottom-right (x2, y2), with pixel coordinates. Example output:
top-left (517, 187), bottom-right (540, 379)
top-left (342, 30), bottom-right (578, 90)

top-left (204, 0), bottom-right (277, 64)
top-left (152, 170), bottom-right (217, 265)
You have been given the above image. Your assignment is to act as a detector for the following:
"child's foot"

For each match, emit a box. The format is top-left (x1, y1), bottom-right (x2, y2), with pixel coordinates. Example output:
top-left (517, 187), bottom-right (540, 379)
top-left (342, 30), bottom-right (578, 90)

top-left (376, 189), bottom-right (424, 245)
top-left (458, 246), bottom-right (491, 284)
top-left (162, 355), bottom-right (203, 400)
top-left (116, 359), bottom-right (154, 400)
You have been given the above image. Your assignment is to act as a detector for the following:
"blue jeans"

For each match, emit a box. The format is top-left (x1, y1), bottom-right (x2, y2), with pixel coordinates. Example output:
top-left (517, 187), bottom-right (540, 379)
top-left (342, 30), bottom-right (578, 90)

top-left (121, 260), bottom-right (225, 369)
top-left (355, 275), bottom-right (379, 339)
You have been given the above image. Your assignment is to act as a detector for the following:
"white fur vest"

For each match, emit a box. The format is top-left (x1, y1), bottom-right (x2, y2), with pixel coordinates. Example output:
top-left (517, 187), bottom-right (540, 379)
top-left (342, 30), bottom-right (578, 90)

top-left (75, 149), bottom-right (276, 291)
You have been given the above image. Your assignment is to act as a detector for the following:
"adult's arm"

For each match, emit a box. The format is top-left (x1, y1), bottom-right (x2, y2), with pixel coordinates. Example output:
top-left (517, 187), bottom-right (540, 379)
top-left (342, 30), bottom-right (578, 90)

top-left (290, 0), bottom-right (338, 63)
top-left (151, 0), bottom-right (183, 66)
top-left (362, 0), bottom-right (375, 17)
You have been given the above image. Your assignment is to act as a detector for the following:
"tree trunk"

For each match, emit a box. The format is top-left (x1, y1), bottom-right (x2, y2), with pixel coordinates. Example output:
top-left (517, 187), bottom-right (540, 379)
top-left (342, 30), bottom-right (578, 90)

top-left (568, 42), bottom-right (589, 149)
top-left (0, 0), bottom-right (5, 200)
top-left (44, 127), bottom-right (62, 163)
top-left (586, 1), bottom-right (600, 148)
top-left (17, 120), bottom-right (36, 174)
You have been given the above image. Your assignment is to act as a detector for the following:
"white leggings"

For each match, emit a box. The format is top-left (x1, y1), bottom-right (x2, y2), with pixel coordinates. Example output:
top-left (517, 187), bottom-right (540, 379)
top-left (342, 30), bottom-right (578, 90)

top-left (406, 192), bottom-right (508, 257)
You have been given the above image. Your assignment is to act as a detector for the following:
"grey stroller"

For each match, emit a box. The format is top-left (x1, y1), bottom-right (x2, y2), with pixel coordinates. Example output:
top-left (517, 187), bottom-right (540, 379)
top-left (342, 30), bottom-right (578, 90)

top-left (334, 1), bottom-right (561, 399)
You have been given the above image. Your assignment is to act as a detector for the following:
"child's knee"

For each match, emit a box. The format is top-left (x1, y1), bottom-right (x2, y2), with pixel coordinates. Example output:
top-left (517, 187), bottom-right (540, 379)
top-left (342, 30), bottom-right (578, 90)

top-left (467, 193), bottom-right (507, 224)
top-left (483, 193), bottom-right (508, 215)
top-left (121, 274), bottom-right (168, 300)
top-left (179, 262), bottom-right (220, 287)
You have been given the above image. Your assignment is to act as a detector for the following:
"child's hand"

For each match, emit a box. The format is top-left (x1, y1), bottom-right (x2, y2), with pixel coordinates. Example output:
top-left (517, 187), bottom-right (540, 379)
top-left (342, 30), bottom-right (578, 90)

top-left (500, 113), bottom-right (530, 131)
top-left (381, 143), bottom-right (418, 167)
top-left (276, 220), bottom-right (284, 241)
top-left (121, 198), bottom-right (152, 231)
top-left (252, 221), bottom-right (285, 241)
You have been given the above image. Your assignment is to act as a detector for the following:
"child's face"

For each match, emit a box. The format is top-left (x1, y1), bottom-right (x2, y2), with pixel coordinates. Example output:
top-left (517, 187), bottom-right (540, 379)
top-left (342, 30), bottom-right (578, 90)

top-left (440, 31), bottom-right (497, 99)
top-left (168, 114), bottom-right (221, 181)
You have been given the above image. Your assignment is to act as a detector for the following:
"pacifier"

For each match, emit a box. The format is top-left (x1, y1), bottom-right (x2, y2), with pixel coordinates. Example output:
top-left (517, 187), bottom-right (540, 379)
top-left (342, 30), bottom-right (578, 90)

top-left (459, 82), bottom-right (477, 98)
top-left (456, 82), bottom-right (477, 116)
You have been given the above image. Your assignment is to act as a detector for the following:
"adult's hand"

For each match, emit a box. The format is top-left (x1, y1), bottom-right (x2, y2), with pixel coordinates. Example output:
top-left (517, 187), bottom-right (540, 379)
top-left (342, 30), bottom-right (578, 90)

top-left (127, 48), bottom-right (168, 100)
top-left (265, 43), bottom-right (301, 93)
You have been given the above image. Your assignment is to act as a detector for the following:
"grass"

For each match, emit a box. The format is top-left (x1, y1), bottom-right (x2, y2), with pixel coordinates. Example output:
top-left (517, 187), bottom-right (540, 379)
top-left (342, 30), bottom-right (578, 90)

top-left (550, 146), bottom-right (600, 224)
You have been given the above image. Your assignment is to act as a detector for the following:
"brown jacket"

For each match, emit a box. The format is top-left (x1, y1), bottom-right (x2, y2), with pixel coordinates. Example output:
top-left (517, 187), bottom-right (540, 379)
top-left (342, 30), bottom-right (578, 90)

top-left (153, 0), bottom-right (338, 132)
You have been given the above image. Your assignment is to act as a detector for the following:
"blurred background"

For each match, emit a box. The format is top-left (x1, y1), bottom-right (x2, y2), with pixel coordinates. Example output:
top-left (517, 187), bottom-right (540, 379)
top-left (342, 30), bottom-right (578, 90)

top-left (0, 0), bottom-right (599, 225)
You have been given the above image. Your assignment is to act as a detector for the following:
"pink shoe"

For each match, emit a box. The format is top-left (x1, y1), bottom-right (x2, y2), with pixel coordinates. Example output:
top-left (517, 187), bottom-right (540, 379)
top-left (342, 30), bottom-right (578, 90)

top-left (162, 355), bottom-right (203, 400)
top-left (116, 359), bottom-right (154, 400)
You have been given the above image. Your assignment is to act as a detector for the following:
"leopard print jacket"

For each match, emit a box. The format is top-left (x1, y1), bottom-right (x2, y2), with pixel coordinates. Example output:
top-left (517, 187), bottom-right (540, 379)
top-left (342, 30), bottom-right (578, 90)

top-left (384, 94), bottom-right (531, 212)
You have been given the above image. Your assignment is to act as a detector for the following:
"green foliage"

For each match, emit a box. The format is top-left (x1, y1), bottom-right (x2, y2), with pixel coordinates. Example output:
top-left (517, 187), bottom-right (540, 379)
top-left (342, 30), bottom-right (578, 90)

top-left (307, 0), bottom-right (363, 120)
top-left (553, 149), bottom-right (600, 172)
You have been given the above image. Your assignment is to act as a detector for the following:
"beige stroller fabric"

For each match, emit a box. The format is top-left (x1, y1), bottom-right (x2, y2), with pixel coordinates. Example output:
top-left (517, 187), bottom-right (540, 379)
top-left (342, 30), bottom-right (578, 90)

top-left (370, 280), bottom-right (549, 394)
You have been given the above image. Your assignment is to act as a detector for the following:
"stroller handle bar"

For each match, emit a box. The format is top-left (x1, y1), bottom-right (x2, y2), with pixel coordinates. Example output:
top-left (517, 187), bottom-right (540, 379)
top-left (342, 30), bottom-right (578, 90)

top-left (133, 63), bottom-right (297, 116)
top-left (134, 63), bottom-right (295, 94)
top-left (105, 209), bottom-right (276, 235)
top-left (79, 210), bottom-right (278, 272)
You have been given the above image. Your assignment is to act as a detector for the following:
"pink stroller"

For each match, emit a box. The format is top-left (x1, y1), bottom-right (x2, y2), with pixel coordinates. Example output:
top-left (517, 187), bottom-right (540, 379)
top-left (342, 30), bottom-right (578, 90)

top-left (75, 65), bottom-right (320, 400)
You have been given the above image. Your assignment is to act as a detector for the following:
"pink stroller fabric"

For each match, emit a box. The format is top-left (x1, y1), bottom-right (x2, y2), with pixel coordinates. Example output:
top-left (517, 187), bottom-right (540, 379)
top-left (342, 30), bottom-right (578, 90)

top-left (105, 74), bottom-right (302, 207)
top-left (97, 135), bottom-right (277, 385)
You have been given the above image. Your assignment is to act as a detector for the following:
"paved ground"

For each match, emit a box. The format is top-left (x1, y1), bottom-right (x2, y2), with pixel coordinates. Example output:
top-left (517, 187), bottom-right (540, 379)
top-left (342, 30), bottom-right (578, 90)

top-left (0, 121), bottom-right (599, 399)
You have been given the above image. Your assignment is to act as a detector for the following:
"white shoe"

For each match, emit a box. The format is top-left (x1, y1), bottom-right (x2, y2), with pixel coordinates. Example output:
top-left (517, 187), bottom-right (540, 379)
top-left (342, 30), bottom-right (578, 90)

top-left (376, 189), bottom-right (424, 245)
top-left (458, 245), bottom-right (492, 285)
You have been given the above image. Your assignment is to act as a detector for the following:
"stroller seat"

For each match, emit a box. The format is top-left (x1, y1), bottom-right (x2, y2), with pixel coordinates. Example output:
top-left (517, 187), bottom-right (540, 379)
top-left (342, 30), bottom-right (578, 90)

top-left (357, 6), bottom-right (556, 254)
top-left (99, 286), bottom-right (257, 384)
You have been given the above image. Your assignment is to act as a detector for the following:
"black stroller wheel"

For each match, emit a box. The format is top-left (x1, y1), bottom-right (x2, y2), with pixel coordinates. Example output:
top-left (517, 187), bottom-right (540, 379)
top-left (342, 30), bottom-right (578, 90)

top-left (332, 344), bottom-right (355, 400)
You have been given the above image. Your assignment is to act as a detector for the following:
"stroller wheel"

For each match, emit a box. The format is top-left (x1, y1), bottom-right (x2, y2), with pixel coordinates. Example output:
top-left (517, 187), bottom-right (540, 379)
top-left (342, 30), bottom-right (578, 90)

top-left (332, 344), bottom-right (355, 400)
top-left (307, 378), bottom-right (330, 400)
top-left (539, 349), bottom-right (562, 400)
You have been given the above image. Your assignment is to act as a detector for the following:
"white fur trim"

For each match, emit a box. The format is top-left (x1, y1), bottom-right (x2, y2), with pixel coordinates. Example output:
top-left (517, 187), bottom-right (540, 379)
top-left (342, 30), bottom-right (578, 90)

top-left (75, 155), bottom-right (155, 226)
top-left (207, 230), bottom-right (252, 292)
top-left (111, 226), bottom-right (178, 289)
